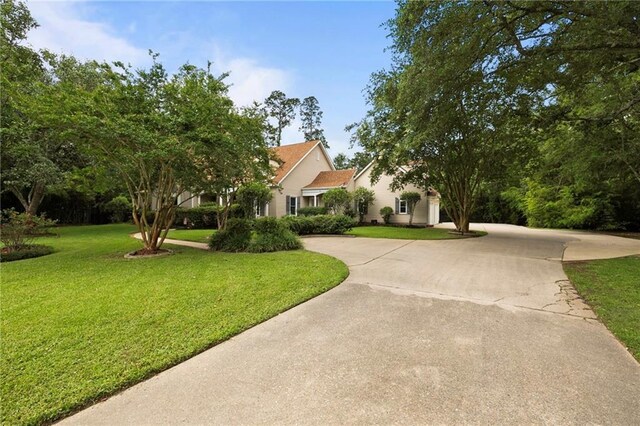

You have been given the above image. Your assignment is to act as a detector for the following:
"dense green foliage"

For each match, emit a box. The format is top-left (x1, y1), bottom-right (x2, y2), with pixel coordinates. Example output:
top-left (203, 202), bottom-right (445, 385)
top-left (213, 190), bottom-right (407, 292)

top-left (297, 206), bottom-right (328, 216)
top-left (262, 90), bottom-right (300, 146)
top-left (175, 205), bottom-right (220, 229)
top-left (298, 96), bottom-right (328, 148)
top-left (0, 209), bottom-right (56, 249)
top-left (565, 256), bottom-right (640, 361)
top-left (236, 182), bottom-right (273, 219)
top-left (281, 214), bottom-right (356, 235)
top-left (353, 0), bottom-right (640, 231)
top-left (103, 195), bottom-right (132, 223)
top-left (322, 188), bottom-right (352, 215)
top-left (352, 187), bottom-right (376, 223)
top-left (248, 217), bottom-right (302, 253)
top-left (400, 191), bottom-right (421, 226)
top-left (379, 206), bottom-right (394, 225)
top-left (208, 218), bottom-right (253, 252)
top-left (0, 224), bottom-right (348, 424)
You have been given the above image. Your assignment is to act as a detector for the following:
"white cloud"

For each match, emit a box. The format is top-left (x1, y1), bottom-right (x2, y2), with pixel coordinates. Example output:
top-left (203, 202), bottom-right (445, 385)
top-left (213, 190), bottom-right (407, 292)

top-left (26, 1), bottom-right (148, 65)
top-left (206, 45), bottom-right (293, 108)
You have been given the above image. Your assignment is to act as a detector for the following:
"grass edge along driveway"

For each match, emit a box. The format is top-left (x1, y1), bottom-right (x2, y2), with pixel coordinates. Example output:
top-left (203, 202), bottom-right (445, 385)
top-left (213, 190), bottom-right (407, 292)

top-left (1, 224), bottom-right (348, 425)
top-left (564, 255), bottom-right (640, 362)
top-left (347, 225), bottom-right (487, 240)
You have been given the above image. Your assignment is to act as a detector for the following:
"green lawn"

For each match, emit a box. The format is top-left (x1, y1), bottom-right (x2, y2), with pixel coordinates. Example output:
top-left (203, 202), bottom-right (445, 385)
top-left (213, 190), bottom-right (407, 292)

top-left (1, 224), bottom-right (348, 425)
top-left (166, 228), bottom-right (215, 243)
top-left (564, 256), bottom-right (640, 361)
top-left (346, 226), bottom-right (486, 240)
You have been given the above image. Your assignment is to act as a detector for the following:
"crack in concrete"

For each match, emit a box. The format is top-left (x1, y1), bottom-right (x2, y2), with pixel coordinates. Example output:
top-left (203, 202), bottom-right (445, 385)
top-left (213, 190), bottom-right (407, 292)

top-left (348, 240), bottom-right (416, 267)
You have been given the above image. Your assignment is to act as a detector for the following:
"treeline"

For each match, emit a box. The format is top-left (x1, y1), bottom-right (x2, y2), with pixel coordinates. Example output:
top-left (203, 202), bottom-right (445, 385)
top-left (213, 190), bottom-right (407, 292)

top-left (1, 0), bottom-right (330, 230)
top-left (352, 0), bottom-right (640, 232)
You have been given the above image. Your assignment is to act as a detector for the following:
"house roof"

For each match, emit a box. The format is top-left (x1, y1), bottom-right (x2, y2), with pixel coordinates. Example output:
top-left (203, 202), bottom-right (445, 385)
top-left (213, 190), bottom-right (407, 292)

top-left (303, 169), bottom-right (356, 189)
top-left (271, 140), bottom-right (321, 183)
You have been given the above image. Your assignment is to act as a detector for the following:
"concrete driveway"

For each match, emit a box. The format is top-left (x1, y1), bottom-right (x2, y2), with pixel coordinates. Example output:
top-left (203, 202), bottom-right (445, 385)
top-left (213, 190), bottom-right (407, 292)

top-left (63, 224), bottom-right (640, 425)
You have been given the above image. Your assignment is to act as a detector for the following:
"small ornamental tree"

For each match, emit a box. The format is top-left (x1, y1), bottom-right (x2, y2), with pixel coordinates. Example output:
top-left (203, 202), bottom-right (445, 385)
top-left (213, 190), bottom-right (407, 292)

top-left (236, 182), bottom-right (273, 219)
top-left (323, 188), bottom-right (352, 215)
top-left (380, 206), bottom-right (393, 224)
top-left (352, 187), bottom-right (375, 223)
top-left (400, 191), bottom-right (421, 226)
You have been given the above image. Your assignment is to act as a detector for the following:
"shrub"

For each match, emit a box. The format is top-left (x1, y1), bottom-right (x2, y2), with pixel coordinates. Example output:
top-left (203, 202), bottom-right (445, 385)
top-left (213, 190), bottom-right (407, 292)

top-left (380, 206), bottom-right (393, 224)
top-left (352, 187), bottom-right (376, 223)
top-left (249, 217), bottom-right (302, 253)
top-left (209, 218), bottom-right (253, 252)
top-left (0, 209), bottom-right (56, 250)
top-left (175, 205), bottom-right (219, 229)
top-left (104, 195), bottom-right (132, 223)
top-left (281, 214), bottom-right (356, 235)
top-left (323, 188), bottom-right (352, 214)
top-left (1, 245), bottom-right (54, 262)
top-left (297, 206), bottom-right (328, 216)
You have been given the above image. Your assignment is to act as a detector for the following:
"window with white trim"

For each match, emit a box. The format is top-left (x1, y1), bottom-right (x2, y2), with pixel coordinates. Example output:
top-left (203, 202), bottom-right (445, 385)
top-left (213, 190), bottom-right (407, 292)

top-left (288, 196), bottom-right (298, 216)
top-left (399, 199), bottom-right (408, 214)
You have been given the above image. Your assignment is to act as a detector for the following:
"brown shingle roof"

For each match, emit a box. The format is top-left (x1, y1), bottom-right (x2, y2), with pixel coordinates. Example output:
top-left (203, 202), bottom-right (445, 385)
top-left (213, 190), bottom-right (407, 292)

top-left (303, 169), bottom-right (356, 189)
top-left (271, 140), bottom-right (319, 183)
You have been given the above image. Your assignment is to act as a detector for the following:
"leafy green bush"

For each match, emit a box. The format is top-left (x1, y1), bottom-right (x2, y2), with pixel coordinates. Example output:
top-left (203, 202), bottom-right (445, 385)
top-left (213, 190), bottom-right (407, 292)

top-left (281, 214), bottom-right (356, 235)
top-left (297, 206), bottom-right (328, 216)
top-left (1, 209), bottom-right (57, 249)
top-left (380, 206), bottom-right (393, 224)
top-left (208, 218), bottom-right (252, 252)
top-left (249, 217), bottom-right (301, 253)
top-left (104, 195), bottom-right (132, 223)
top-left (1, 245), bottom-right (54, 262)
top-left (323, 188), bottom-right (352, 214)
top-left (175, 205), bottom-right (219, 229)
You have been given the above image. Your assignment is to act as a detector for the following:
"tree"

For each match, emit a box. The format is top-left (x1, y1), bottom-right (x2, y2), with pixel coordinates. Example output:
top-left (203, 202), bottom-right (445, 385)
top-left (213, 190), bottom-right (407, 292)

top-left (352, 187), bottom-right (375, 223)
top-left (333, 153), bottom-right (350, 170)
top-left (353, 1), bottom-right (538, 233)
top-left (236, 182), bottom-right (273, 219)
top-left (322, 188), bottom-right (351, 215)
top-left (262, 90), bottom-right (299, 147)
top-left (400, 191), bottom-right (421, 226)
top-left (299, 96), bottom-right (328, 148)
top-left (0, 0), bottom-right (88, 215)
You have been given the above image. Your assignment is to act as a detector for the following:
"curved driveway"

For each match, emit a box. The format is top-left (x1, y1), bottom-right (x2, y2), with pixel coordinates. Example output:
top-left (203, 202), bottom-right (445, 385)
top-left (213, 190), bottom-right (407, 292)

top-left (64, 224), bottom-right (640, 425)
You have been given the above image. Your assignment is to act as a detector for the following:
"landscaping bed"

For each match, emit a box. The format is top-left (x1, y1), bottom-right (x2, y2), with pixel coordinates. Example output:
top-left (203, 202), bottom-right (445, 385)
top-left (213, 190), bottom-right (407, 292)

top-left (0, 224), bottom-right (348, 425)
top-left (564, 255), bottom-right (640, 362)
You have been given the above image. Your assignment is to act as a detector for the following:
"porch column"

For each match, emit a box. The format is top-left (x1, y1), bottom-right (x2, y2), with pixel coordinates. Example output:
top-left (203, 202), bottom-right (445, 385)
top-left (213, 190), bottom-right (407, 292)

top-left (313, 195), bottom-right (317, 207)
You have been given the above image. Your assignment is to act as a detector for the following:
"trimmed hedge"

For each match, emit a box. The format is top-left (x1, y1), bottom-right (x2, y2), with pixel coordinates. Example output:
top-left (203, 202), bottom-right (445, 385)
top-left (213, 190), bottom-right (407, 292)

top-left (281, 214), bottom-right (356, 235)
top-left (1, 245), bottom-right (54, 262)
top-left (209, 219), bottom-right (252, 252)
top-left (249, 217), bottom-right (302, 253)
top-left (297, 206), bottom-right (328, 216)
top-left (175, 206), bottom-right (218, 229)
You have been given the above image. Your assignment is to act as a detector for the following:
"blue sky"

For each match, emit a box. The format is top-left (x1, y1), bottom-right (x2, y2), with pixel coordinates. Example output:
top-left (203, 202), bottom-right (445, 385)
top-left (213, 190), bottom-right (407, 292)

top-left (27, 1), bottom-right (396, 156)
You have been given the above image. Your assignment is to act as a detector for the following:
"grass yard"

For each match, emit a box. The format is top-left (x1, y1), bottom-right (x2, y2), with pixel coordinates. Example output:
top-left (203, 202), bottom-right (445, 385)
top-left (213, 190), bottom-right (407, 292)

top-left (166, 228), bottom-right (215, 243)
top-left (1, 224), bottom-right (348, 425)
top-left (347, 225), bottom-right (486, 240)
top-left (564, 256), bottom-right (640, 361)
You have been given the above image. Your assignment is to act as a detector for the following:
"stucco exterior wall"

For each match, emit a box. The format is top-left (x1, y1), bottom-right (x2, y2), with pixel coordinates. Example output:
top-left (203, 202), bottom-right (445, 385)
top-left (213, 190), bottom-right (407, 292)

top-left (354, 166), bottom-right (439, 225)
top-left (273, 144), bottom-right (334, 216)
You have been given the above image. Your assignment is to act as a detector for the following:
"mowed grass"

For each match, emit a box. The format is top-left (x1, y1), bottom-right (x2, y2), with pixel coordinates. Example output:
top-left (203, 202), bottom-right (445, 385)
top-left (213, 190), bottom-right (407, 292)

top-left (346, 225), bottom-right (486, 240)
top-left (166, 228), bottom-right (215, 243)
top-left (564, 256), bottom-right (640, 361)
top-left (1, 224), bottom-right (348, 425)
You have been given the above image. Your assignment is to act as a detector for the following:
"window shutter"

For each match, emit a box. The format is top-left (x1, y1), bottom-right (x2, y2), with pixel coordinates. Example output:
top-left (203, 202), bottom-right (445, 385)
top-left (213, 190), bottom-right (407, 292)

top-left (296, 197), bottom-right (301, 215)
top-left (395, 197), bottom-right (399, 214)
top-left (286, 195), bottom-right (291, 215)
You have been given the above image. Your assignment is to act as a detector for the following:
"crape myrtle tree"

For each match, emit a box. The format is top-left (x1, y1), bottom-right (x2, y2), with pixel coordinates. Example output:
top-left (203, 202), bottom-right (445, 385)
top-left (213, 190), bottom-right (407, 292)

top-left (262, 90), bottom-right (300, 147)
top-left (78, 56), bottom-right (270, 253)
top-left (353, 1), bottom-right (538, 233)
top-left (323, 188), bottom-right (352, 215)
top-left (352, 187), bottom-right (375, 223)
top-left (0, 1), bottom-right (97, 215)
top-left (236, 182), bottom-right (273, 219)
